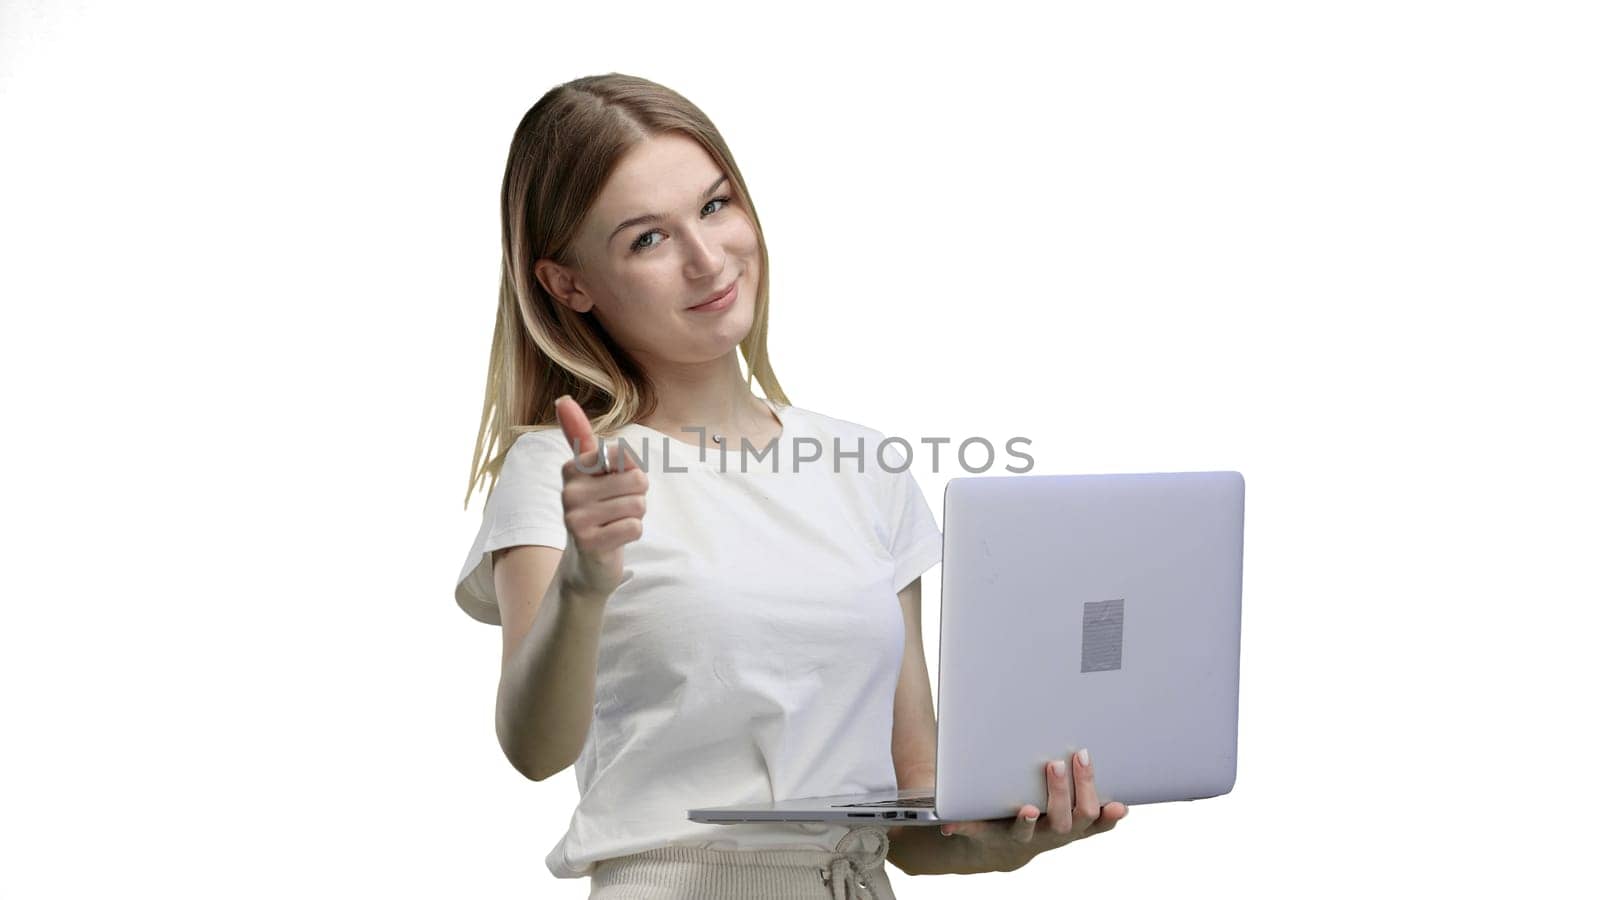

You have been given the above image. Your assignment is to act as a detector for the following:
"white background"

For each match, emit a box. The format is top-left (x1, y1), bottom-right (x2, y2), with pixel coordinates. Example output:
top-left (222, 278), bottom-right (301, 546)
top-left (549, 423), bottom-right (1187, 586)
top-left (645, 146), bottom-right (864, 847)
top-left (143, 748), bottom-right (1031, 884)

top-left (3, 1), bottom-right (1596, 896)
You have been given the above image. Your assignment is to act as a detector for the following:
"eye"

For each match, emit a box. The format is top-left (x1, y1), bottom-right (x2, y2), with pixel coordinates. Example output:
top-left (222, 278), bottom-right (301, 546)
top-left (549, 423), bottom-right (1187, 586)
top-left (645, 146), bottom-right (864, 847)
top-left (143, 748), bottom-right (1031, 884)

top-left (629, 195), bottom-right (734, 253)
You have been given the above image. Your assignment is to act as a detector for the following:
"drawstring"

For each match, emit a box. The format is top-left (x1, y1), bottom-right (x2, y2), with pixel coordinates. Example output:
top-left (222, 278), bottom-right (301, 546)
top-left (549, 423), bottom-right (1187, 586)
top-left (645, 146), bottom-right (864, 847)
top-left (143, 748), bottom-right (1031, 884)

top-left (819, 826), bottom-right (889, 900)
top-left (824, 856), bottom-right (867, 900)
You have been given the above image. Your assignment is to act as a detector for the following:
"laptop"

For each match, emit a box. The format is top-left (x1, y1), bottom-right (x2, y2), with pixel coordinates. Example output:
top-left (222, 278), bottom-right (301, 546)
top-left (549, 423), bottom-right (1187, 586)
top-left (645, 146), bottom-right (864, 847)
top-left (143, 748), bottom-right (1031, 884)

top-left (687, 470), bottom-right (1245, 826)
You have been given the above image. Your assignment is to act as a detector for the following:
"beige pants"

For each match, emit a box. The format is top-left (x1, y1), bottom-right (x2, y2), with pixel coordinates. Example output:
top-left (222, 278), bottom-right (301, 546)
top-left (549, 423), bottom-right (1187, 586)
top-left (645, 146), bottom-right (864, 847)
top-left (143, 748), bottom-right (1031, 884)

top-left (588, 825), bottom-right (897, 900)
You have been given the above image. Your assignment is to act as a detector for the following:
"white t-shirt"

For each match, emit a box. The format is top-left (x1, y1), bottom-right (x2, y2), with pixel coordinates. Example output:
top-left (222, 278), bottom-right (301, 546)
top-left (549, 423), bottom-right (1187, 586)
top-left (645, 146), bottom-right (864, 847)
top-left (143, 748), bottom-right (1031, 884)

top-left (453, 398), bottom-right (943, 879)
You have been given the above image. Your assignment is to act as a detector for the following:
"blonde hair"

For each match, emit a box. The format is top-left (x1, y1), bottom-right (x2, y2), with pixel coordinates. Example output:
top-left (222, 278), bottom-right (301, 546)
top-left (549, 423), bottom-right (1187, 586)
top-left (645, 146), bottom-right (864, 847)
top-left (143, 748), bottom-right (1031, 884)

top-left (464, 73), bottom-right (789, 510)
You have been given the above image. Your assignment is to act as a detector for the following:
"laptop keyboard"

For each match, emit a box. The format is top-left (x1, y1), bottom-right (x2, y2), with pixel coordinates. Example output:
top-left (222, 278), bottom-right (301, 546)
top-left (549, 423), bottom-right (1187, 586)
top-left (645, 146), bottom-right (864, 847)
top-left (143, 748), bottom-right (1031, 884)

top-left (834, 796), bottom-right (935, 808)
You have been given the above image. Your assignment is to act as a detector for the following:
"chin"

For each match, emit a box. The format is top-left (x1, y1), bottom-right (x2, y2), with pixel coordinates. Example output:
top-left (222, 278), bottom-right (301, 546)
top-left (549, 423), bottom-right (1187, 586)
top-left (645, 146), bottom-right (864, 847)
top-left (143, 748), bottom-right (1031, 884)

top-left (702, 308), bottom-right (754, 353)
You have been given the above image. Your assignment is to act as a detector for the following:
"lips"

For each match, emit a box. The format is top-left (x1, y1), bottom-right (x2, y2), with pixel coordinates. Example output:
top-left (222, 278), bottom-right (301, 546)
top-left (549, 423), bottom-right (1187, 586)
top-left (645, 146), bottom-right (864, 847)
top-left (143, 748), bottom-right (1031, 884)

top-left (689, 279), bottom-right (737, 310)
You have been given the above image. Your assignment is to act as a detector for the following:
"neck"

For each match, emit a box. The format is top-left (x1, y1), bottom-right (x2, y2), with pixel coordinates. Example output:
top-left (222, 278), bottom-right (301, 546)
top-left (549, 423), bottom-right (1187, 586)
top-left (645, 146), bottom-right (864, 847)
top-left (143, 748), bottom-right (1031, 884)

top-left (634, 350), bottom-right (770, 435)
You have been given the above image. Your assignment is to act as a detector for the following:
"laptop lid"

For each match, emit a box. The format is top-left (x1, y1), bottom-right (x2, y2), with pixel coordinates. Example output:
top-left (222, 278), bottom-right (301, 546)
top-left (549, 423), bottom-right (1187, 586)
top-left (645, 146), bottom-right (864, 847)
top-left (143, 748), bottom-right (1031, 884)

top-left (932, 471), bottom-right (1245, 822)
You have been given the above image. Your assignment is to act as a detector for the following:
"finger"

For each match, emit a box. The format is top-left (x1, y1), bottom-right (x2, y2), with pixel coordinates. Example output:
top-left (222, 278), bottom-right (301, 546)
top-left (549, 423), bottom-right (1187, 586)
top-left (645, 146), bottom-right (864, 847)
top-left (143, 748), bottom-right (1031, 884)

top-left (1072, 748), bottom-right (1103, 835)
top-left (579, 515), bottom-right (644, 554)
top-left (1044, 758), bottom-right (1074, 834)
top-left (568, 466), bottom-right (648, 503)
top-left (555, 397), bottom-right (641, 478)
top-left (1086, 801), bottom-right (1129, 837)
top-left (573, 493), bottom-right (646, 529)
top-left (607, 436), bottom-right (641, 472)
top-left (555, 396), bottom-right (597, 457)
top-left (567, 438), bottom-right (642, 478)
top-left (1009, 806), bottom-right (1040, 844)
top-left (584, 438), bottom-right (642, 477)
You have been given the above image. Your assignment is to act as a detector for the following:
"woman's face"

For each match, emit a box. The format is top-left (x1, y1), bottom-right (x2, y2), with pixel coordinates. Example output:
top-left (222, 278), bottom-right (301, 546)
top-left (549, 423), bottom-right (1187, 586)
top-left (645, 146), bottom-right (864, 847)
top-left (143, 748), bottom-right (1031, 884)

top-left (540, 132), bottom-right (761, 370)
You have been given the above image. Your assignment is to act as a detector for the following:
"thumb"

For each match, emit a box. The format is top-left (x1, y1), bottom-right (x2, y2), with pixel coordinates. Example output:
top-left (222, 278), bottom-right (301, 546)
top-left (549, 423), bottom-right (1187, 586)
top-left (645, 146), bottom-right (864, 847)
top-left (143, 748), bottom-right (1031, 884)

top-left (554, 395), bottom-right (597, 457)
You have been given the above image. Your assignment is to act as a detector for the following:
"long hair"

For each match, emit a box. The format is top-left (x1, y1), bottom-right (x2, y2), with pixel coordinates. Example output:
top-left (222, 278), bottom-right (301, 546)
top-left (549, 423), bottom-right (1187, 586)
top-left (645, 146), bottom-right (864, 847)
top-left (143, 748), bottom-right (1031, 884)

top-left (463, 73), bottom-right (788, 509)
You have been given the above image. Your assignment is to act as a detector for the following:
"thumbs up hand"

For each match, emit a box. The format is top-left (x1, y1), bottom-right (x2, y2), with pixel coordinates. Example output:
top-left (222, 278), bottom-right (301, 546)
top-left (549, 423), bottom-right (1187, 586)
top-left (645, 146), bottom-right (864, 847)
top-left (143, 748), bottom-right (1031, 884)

top-left (552, 395), bottom-right (649, 602)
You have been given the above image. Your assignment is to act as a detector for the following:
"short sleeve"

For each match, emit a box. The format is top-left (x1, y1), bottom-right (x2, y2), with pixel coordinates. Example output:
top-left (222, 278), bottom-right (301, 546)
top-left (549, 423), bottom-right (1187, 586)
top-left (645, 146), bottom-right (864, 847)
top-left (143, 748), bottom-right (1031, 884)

top-left (874, 434), bottom-right (943, 594)
top-left (453, 428), bottom-right (571, 625)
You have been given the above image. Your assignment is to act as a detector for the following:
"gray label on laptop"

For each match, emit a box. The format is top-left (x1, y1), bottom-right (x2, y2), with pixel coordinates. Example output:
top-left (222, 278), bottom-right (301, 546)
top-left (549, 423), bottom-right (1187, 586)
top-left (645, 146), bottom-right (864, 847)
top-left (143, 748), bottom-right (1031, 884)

top-left (1081, 598), bottom-right (1125, 673)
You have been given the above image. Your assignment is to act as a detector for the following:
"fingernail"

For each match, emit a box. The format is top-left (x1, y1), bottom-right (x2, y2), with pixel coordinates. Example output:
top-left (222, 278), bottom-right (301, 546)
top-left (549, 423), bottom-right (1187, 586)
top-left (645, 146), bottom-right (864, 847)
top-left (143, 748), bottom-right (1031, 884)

top-left (940, 826), bottom-right (953, 836)
top-left (1024, 812), bottom-right (1039, 822)
top-left (1077, 747), bottom-right (1091, 767)
top-left (1051, 760), bottom-right (1066, 777)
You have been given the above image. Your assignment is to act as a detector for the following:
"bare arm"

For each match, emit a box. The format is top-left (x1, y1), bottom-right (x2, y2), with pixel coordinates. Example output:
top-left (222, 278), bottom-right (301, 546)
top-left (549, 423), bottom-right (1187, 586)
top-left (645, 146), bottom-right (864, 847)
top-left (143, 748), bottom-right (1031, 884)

top-left (889, 575), bottom-right (937, 790)
top-left (493, 398), bottom-right (648, 781)
top-left (492, 543), bottom-right (608, 781)
top-left (885, 575), bottom-right (945, 873)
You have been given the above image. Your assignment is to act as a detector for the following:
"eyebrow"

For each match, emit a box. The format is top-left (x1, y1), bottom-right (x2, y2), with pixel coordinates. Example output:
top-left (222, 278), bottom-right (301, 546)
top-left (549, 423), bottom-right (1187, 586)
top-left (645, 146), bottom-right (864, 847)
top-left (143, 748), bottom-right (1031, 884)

top-left (608, 175), bottom-right (730, 245)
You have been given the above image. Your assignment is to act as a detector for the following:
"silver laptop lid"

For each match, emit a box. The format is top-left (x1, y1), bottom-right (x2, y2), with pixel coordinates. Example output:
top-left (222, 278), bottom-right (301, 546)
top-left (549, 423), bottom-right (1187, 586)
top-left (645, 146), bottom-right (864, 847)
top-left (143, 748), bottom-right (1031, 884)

top-left (934, 471), bottom-right (1245, 822)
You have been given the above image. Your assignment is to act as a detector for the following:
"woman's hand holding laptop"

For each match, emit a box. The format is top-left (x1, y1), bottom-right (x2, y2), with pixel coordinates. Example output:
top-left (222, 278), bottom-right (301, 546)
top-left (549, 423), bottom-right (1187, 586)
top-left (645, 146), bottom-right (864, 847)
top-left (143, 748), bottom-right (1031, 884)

top-left (932, 747), bottom-right (1128, 873)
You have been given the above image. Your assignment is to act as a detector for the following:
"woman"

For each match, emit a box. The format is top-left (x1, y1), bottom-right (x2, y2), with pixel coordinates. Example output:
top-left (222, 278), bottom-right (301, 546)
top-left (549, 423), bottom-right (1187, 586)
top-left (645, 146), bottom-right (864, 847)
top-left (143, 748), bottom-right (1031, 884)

top-left (455, 73), bottom-right (1127, 898)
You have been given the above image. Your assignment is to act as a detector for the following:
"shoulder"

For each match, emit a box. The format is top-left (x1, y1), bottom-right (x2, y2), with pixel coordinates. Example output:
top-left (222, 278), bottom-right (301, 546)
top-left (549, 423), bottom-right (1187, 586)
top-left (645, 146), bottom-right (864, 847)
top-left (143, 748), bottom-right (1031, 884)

top-left (780, 403), bottom-right (910, 471)
top-left (781, 403), bottom-right (888, 444)
top-left (505, 425), bottom-right (570, 462)
top-left (492, 426), bottom-right (570, 491)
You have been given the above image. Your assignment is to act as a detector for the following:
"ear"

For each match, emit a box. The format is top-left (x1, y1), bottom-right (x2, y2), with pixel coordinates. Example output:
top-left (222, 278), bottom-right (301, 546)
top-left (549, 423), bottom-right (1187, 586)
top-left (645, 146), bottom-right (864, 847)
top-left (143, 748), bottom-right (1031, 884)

top-left (533, 258), bottom-right (595, 314)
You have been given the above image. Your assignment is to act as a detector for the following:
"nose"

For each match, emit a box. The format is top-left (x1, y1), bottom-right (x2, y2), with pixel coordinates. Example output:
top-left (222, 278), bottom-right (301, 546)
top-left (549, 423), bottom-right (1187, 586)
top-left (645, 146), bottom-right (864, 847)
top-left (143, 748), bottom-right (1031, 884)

top-left (680, 222), bottom-right (725, 279)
